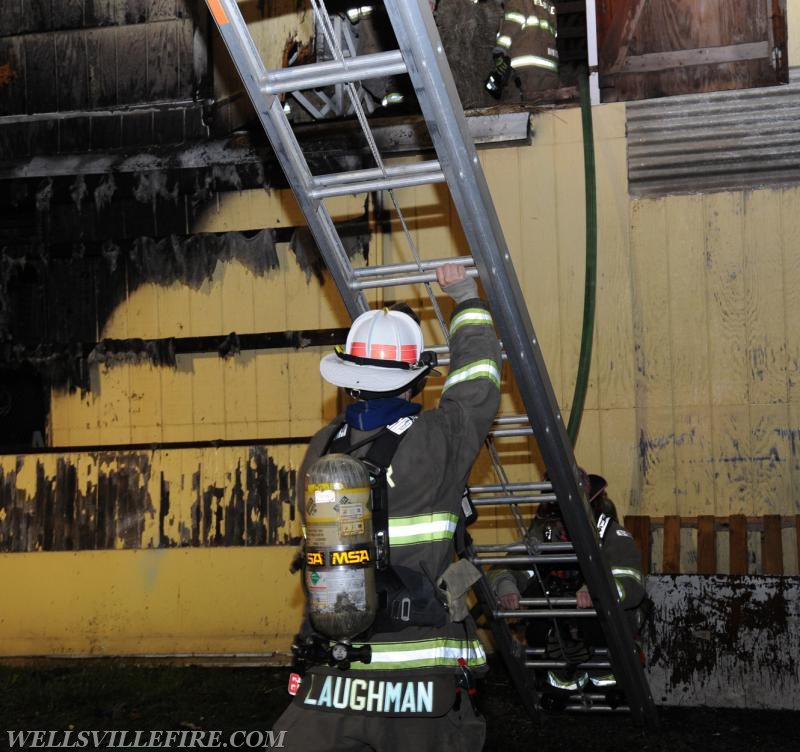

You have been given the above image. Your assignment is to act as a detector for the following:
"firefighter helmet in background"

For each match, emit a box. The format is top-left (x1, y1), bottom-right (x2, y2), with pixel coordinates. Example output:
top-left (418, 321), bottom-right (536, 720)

top-left (587, 473), bottom-right (618, 521)
top-left (536, 467), bottom-right (592, 541)
top-left (303, 453), bottom-right (378, 641)
top-left (320, 307), bottom-right (435, 398)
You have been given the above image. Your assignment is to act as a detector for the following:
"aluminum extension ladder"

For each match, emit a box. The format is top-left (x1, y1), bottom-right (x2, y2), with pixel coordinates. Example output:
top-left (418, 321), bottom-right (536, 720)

top-left (204, 0), bottom-right (658, 729)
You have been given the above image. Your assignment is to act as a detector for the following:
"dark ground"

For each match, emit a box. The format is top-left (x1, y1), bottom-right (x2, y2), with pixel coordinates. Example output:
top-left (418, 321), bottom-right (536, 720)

top-left (1, 658), bottom-right (798, 751)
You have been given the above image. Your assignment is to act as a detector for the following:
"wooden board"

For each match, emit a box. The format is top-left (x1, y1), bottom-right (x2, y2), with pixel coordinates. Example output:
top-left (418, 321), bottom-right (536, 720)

top-left (596, 0), bottom-right (787, 102)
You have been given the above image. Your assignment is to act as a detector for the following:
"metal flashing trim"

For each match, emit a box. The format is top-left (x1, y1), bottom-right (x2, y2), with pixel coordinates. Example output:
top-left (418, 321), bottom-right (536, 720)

top-left (627, 82), bottom-right (800, 197)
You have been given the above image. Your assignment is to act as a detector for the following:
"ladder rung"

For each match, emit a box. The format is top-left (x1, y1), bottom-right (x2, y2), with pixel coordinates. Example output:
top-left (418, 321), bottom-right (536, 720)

top-left (526, 660), bottom-right (612, 670)
top-left (264, 50), bottom-right (408, 94)
top-left (351, 256), bottom-right (478, 290)
top-left (472, 554), bottom-right (579, 566)
top-left (527, 647), bottom-right (610, 658)
top-left (471, 494), bottom-right (549, 506)
top-left (472, 541), bottom-right (572, 554)
top-left (309, 162), bottom-right (445, 199)
top-left (495, 608), bottom-right (597, 619)
top-left (352, 256), bottom-right (475, 279)
top-left (470, 481), bottom-right (550, 493)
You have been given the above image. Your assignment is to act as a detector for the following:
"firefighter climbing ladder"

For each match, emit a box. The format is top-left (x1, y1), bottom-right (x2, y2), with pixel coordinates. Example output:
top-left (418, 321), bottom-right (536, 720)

top-left (204, 0), bottom-right (658, 729)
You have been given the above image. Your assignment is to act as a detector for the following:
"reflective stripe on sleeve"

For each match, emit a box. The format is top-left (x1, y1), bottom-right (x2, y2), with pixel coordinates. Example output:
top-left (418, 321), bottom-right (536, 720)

top-left (388, 512), bottom-right (459, 545)
top-left (449, 307), bottom-right (494, 336)
top-left (443, 359), bottom-right (501, 393)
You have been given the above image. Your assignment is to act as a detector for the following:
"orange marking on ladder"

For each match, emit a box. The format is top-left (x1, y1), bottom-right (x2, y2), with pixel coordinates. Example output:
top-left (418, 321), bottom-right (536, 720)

top-left (207, 0), bottom-right (230, 25)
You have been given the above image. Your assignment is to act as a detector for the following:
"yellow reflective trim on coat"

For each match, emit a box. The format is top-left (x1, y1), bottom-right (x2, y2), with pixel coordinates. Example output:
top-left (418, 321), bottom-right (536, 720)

top-left (350, 637), bottom-right (488, 671)
top-left (511, 53), bottom-right (559, 72)
top-left (450, 307), bottom-right (494, 336)
top-left (443, 359), bottom-right (501, 393)
top-left (388, 512), bottom-right (459, 545)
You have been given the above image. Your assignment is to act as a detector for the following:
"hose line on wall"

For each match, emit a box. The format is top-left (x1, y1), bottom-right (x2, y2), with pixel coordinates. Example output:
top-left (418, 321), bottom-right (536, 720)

top-left (566, 67), bottom-right (598, 447)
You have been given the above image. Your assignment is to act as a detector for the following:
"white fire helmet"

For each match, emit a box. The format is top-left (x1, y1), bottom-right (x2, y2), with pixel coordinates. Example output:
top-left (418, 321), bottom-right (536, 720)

top-left (320, 308), bottom-right (434, 395)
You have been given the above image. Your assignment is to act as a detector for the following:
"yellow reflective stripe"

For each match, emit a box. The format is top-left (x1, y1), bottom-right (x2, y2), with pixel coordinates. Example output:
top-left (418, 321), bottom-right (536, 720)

top-left (495, 33), bottom-right (512, 50)
top-left (547, 670), bottom-right (588, 690)
top-left (504, 11), bottom-right (526, 27)
top-left (350, 638), bottom-right (487, 670)
top-left (450, 307), bottom-right (493, 336)
top-left (510, 53), bottom-right (558, 72)
top-left (612, 566), bottom-right (643, 584)
top-left (443, 359), bottom-right (501, 393)
top-left (388, 512), bottom-right (459, 545)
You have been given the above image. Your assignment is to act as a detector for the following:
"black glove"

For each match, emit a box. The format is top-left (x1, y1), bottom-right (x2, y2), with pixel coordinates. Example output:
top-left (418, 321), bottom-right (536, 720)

top-left (485, 53), bottom-right (512, 100)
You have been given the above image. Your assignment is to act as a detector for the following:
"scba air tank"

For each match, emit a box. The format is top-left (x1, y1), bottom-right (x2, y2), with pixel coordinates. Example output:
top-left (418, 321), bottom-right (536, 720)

top-left (304, 453), bottom-right (377, 640)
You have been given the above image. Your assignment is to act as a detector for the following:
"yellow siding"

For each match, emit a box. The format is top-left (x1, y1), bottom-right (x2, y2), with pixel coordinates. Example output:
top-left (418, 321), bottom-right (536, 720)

top-left (8, 97), bottom-right (800, 657)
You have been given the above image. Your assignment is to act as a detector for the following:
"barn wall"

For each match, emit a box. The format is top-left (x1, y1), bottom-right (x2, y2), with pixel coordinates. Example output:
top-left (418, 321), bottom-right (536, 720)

top-left (1, 99), bottom-right (797, 659)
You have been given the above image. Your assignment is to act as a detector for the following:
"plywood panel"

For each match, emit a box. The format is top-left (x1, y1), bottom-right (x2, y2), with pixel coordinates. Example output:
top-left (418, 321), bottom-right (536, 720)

top-left (594, 132), bottom-right (635, 410)
top-left (705, 191), bottom-right (747, 405)
top-left (743, 190), bottom-right (787, 405)
top-left (781, 189), bottom-right (800, 507)
top-left (518, 112), bottom-right (561, 402)
top-left (630, 198), bottom-right (671, 407)
top-left (673, 407), bottom-right (715, 517)
top-left (750, 403), bottom-right (792, 515)
top-left (636, 406), bottom-right (677, 513)
top-left (667, 194), bottom-right (709, 407)
top-left (711, 404), bottom-right (752, 515)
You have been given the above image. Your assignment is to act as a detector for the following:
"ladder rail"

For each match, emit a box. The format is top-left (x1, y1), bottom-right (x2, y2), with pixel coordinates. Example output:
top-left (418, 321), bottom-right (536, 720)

top-left (381, 0), bottom-right (657, 728)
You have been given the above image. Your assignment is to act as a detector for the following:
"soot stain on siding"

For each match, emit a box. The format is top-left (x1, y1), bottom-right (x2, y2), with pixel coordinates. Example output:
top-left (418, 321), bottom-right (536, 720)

top-left (0, 447), bottom-right (298, 551)
top-left (647, 576), bottom-right (798, 694)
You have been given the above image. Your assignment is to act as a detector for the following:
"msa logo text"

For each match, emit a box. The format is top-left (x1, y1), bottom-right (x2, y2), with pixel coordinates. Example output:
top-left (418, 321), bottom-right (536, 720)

top-left (306, 549), bottom-right (372, 567)
top-left (331, 549), bottom-right (371, 566)
top-left (306, 551), bottom-right (324, 566)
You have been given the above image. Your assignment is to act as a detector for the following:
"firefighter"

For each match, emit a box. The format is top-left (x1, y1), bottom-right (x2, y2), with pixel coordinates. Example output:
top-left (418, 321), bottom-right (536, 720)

top-left (484, 0), bottom-right (560, 101)
top-left (273, 262), bottom-right (502, 751)
top-left (341, 2), bottom-right (438, 109)
top-left (490, 471), bottom-right (648, 710)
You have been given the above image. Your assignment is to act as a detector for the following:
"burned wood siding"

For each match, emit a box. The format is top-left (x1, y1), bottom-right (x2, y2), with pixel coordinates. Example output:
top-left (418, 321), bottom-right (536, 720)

top-left (597, 0), bottom-right (787, 102)
top-left (0, 445), bottom-right (299, 552)
top-left (0, 0), bottom-right (208, 153)
top-left (645, 575), bottom-right (800, 709)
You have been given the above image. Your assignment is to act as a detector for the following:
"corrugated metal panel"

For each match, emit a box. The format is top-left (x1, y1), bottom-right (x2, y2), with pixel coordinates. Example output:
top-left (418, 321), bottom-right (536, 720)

top-left (627, 79), bottom-right (800, 197)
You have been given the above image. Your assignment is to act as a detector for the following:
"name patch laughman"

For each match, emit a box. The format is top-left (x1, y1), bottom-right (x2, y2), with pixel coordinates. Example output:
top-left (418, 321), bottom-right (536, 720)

top-left (303, 675), bottom-right (434, 715)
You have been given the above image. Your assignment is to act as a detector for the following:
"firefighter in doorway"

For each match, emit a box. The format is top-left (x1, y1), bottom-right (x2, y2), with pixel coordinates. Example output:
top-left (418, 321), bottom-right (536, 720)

top-left (484, 0), bottom-right (560, 101)
top-left (273, 263), bottom-right (502, 751)
top-left (490, 471), bottom-right (648, 710)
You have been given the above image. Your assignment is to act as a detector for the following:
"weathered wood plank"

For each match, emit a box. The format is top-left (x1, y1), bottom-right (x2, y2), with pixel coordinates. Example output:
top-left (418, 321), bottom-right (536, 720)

top-left (116, 26), bottom-right (148, 105)
top-left (148, 20), bottom-right (180, 101)
top-left (729, 513), bottom-right (748, 575)
top-left (696, 515), bottom-right (717, 575)
top-left (662, 515), bottom-right (681, 574)
top-left (52, 0), bottom-right (84, 29)
top-left (56, 30), bottom-right (88, 112)
top-left (86, 28), bottom-right (118, 109)
top-left (22, 0), bottom-right (53, 32)
top-left (23, 33), bottom-right (57, 114)
top-left (762, 514), bottom-right (784, 575)
top-left (620, 42), bottom-right (770, 74)
top-left (0, 37), bottom-right (27, 117)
